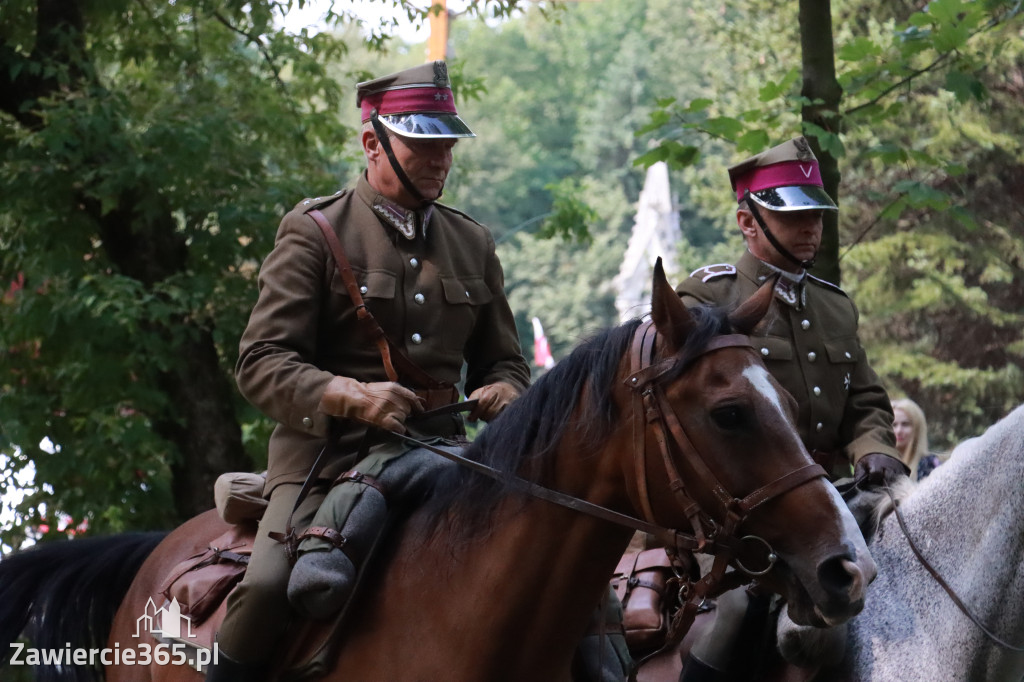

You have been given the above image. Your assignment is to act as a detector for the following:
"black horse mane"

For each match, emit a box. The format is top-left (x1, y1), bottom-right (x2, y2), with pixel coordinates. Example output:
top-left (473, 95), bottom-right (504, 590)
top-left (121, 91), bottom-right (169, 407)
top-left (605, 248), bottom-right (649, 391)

top-left (421, 304), bottom-right (735, 542)
top-left (0, 532), bottom-right (165, 681)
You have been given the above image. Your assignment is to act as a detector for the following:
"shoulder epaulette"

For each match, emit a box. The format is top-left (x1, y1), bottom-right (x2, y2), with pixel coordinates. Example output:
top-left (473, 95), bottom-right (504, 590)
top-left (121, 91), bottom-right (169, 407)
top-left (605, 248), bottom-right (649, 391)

top-left (807, 274), bottom-right (849, 297)
top-left (689, 263), bottom-right (737, 283)
top-left (295, 189), bottom-right (347, 213)
top-left (433, 201), bottom-right (487, 229)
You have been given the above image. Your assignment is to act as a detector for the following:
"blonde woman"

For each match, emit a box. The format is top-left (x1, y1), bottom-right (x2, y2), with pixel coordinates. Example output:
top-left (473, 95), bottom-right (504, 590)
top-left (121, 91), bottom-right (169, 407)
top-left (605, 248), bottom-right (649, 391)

top-left (892, 398), bottom-right (942, 481)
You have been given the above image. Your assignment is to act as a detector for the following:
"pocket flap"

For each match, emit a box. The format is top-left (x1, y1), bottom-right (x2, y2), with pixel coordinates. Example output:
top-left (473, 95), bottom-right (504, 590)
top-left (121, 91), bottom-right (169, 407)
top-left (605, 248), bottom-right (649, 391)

top-left (755, 337), bottom-right (794, 361)
top-left (331, 269), bottom-right (396, 299)
top-left (441, 276), bottom-right (492, 305)
top-left (824, 338), bottom-right (859, 363)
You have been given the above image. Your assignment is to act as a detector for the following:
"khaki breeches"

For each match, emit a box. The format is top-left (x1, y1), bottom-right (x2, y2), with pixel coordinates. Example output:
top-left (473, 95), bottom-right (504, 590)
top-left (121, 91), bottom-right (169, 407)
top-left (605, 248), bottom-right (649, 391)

top-left (216, 482), bottom-right (325, 662)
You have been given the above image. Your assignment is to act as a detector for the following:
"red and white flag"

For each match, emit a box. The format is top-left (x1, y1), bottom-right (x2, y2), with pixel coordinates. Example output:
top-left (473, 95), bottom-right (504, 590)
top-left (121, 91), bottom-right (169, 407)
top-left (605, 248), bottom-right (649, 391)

top-left (531, 317), bottom-right (555, 369)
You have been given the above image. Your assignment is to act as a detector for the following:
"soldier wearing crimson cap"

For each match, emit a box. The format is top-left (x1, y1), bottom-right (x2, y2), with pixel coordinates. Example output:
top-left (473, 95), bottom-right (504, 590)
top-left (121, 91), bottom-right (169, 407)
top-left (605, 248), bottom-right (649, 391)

top-left (675, 137), bottom-right (905, 681)
top-left (209, 62), bottom-right (531, 681)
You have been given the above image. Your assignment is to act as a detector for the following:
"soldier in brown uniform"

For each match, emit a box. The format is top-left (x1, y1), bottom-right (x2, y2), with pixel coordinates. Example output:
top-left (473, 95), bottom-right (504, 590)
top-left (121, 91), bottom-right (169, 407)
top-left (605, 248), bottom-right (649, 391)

top-left (208, 62), bottom-right (531, 681)
top-left (675, 137), bottom-right (907, 681)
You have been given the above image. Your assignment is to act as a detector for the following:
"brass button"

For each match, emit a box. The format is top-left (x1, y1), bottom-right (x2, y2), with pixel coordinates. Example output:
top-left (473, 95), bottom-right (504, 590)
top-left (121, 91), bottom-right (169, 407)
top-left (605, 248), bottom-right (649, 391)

top-left (411, 333), bottom-right (423, 344)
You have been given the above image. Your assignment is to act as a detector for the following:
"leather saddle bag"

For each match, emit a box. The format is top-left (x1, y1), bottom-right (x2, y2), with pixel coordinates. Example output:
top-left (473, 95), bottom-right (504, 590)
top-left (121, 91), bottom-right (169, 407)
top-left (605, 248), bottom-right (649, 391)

top-left (160, 525), bottom-right (254, 626)
top-left (610, 548), bottom-right (678, 653)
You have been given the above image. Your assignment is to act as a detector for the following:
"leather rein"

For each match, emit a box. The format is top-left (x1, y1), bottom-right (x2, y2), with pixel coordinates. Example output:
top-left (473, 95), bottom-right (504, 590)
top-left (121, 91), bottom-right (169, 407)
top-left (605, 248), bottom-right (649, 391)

top-left (875, 483), bottom-right (1024, 652)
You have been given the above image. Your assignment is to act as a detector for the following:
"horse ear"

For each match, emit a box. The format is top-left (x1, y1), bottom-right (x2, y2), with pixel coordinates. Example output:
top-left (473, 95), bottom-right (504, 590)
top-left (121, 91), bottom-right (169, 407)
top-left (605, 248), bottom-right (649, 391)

top-left (650, 257), bottom-right (696, 352)
top-left (728, 276), bottom-right (776, 334)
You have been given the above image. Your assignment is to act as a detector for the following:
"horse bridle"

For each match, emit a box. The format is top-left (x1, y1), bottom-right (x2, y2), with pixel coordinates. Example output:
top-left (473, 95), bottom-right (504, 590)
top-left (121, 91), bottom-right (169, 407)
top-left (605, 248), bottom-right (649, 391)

top-left (623, 319), bottom-right (828, 651)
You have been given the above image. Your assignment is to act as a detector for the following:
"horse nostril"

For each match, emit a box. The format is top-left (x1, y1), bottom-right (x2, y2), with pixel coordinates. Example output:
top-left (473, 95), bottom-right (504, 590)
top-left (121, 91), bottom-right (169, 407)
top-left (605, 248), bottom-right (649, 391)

top-left (817, 556), bottom-right (865, 603)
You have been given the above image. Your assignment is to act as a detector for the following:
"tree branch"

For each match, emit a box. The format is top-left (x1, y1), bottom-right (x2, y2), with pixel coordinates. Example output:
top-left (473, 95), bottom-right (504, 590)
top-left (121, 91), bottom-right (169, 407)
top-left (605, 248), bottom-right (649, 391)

top-left (844, 52), bottom-right (953, 118)
top-left (838, 196), bottom-right (903, 262)
top-left (845, 7), bottom-right (1020, 118)
top-left (210, 10), bottom-right (289, 93)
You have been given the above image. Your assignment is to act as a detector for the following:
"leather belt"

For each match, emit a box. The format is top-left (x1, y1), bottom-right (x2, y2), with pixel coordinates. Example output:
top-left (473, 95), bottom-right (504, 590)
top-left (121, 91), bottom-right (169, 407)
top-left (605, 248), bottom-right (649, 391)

top-left (414, 386), bottom-right (460, 411)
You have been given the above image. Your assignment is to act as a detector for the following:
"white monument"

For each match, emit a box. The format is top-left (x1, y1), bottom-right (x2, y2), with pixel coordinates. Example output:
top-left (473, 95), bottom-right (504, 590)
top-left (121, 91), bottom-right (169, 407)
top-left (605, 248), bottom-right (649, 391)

top-left (613, 161), bottom-right (682, 321)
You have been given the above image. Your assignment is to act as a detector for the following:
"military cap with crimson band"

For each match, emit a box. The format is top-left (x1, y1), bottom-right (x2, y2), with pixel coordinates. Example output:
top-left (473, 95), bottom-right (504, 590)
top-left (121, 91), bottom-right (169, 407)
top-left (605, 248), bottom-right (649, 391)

top-left (356, 60), bottom-right (475, 139)
top-left (728, 136), bottom-right (838, 212)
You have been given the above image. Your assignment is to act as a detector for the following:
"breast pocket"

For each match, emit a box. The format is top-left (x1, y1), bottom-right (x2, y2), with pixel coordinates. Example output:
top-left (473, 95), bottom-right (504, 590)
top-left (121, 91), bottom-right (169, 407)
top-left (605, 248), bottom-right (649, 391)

top-left (328, 268), bottom-right (397, 327)
top-left (439, 276), bottom-right (493, 351)
top-left (824, 338), bottom-right (859, 396)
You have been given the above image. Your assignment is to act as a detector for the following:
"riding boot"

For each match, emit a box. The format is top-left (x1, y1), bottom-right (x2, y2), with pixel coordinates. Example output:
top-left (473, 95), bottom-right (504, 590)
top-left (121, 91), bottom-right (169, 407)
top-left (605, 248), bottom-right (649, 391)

top-left (204, 649), bottom-right (267, 682)
top-left (683, 586), bottom-right (772, 681)
top-left (287, 479), bottom-right (389, 619)
top-left (572, 585), bottom-right (633, 682)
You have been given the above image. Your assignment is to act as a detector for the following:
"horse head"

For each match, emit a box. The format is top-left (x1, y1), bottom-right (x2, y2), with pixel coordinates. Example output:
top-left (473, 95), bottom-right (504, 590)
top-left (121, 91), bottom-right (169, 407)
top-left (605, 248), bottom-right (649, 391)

top-left (630, 258), bottom-right (876, 627)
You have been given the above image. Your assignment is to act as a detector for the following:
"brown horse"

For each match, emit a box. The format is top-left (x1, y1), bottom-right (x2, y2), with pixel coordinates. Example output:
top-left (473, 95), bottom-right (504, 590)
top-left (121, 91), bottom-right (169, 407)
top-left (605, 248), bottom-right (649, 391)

top-left (0, 261), bottom-right (874, 682)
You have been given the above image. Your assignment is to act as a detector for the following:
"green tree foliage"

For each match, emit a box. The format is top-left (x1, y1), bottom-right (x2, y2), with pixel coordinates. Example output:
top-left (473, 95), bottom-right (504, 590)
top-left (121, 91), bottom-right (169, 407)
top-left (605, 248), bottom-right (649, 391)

top-left (0, 0), bottom-right (352, 544)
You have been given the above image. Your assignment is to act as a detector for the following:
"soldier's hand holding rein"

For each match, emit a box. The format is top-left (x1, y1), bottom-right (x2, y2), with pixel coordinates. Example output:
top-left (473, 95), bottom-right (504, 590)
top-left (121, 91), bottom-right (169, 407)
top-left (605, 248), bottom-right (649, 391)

top-left (467, 381), bottom-right (521, 422)
top-left (319, 376), bottom-right (425, 433)
top-left (855, 452), bottom-right (910, 487)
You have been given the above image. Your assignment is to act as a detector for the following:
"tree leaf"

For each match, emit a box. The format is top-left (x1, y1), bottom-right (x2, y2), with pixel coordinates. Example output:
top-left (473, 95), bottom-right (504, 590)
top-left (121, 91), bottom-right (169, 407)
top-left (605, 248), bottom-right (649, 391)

top-left (701, 116), bottom-right (744, 140)
top-left (837, 37), bottom-right (882, 62)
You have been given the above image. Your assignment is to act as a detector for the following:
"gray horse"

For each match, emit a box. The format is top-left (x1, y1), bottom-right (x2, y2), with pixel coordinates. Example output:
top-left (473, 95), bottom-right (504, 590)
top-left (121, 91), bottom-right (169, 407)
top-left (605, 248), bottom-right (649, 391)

top-left (778, 403), bottom-right (1024, 681)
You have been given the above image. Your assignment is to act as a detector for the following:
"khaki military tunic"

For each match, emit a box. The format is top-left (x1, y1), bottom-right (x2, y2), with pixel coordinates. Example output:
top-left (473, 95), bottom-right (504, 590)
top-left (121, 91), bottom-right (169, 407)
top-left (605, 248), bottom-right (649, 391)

top-left (236, 174), bottom-right (531, 493)
top-left (676, 251), bottom-right (898, 479)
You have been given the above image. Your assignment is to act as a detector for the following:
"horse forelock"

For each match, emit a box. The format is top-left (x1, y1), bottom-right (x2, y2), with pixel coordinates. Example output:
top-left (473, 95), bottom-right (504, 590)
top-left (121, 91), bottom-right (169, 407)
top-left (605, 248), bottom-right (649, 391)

top-left (653, 304), bottom-right (735, 385)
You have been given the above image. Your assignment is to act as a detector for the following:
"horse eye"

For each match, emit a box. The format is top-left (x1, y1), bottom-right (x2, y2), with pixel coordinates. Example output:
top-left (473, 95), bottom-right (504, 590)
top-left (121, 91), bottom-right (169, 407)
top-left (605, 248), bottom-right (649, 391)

top-left (711, 406), bottom-right (745, 430)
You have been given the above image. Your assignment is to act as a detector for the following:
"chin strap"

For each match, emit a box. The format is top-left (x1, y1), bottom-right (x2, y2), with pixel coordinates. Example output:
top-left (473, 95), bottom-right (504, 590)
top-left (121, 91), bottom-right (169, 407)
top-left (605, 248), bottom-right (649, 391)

top-left (744, 190), bottom-right (814, 270)
top-left (370, 109), bottom-right (437, 208)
